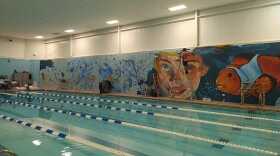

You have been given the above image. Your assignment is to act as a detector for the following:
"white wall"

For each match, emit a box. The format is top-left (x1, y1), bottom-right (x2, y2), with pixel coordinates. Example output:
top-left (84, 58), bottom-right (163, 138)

top-left (44, 0), bottom-right (280, 58)
top-left (121, 19), bottom-right (196, 53)
top-left (46, 41), bottom-right (70, 59)
top-left (72, 32), bottom-right (119, 57)
top-left (0, 37), bottom-right (25, 58)
top-left (24, 40), bottom-right (46, 59)
top-left (0, 37), bottom-right (46, 59)
top-left (1, 0), bottom-right (280, 59)
top-left (199, 3), bottom-right (280, 46)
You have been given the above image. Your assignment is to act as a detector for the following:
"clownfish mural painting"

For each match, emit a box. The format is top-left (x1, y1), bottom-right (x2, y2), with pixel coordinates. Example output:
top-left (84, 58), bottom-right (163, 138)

top-left (216, 55), bottom-right (280, 97)
top-left (194, 43), bottom-right (280, 105)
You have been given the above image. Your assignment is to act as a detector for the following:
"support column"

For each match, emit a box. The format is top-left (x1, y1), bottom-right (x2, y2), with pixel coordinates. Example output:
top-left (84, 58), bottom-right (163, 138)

top-left (195, 10), bottom-right (200, 47)
top-left (70, 36), bottom-right (73, 57)
top-left (117, 24), bottom-right (122, 54)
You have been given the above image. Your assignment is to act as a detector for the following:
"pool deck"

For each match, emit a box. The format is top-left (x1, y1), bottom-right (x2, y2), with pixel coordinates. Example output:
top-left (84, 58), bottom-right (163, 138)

top-left (31, 88), bottom-right (280, 113)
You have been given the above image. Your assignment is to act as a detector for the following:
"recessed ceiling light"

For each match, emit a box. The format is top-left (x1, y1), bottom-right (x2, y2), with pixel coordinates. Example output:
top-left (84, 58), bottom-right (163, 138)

top-left (106, 20), bottom-right (119, 25)
top-left (168, 5), bottom-right (187, 12)
top-left (64, 29), bottom-right (75, 33)
top-left (35, 36), bottom-right (44, 39)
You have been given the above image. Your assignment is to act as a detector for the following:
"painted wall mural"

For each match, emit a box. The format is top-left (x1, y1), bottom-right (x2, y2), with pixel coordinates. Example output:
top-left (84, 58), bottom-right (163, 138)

top-left (0, 58), bottom-right (40, 82)
top-left (38, 42), bottom-right (280, 106)
top-left (150, 49), bottom-right (209, 99)
top-left (39, 52), bottom-right (155, 94)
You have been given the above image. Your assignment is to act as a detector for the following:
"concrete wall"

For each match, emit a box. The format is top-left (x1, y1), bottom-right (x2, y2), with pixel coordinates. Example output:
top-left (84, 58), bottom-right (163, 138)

top-left (72, 32), bottom-right (119, 57)
top-left (0, 37), bottom-right (45, 59)
top-left (44, 0), bottom-right (280, 59)
top-left (199, 0), bottom-right (280, 46)
top-left (25, 40), bottom-right (46, 59)
top-left (0, 37), bottom-right (25, 59)
top-left (1, 0), bottom-right (280, 59)
top-left (120, 19), bottom-right (196, 53)
top-left (45, 41), bottom-right (70, 59)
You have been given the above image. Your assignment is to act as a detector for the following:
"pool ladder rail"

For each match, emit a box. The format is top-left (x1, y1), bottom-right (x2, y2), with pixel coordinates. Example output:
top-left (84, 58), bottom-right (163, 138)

top-left (240, 82), bottom-right (266, 106)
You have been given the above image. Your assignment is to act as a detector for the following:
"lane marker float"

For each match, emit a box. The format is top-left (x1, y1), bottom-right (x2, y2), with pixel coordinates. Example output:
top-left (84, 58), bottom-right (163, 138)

top-left (16, 95), bottom-right (280, 135)
top-left (0, 113), bottom-right (133, 156)
top-left (37, 92), bottom-right (280, 123)
top-left (0, 114), bottom-right (66, 139)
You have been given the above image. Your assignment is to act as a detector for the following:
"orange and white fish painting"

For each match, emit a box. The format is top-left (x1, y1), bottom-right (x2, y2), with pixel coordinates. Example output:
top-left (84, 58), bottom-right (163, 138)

top-left (216, 55), bottom-right (280, 97)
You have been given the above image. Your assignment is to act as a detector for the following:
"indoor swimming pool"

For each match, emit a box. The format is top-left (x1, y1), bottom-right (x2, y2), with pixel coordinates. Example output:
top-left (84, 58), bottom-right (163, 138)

top-left (0, 91), bottom-right (279, 156)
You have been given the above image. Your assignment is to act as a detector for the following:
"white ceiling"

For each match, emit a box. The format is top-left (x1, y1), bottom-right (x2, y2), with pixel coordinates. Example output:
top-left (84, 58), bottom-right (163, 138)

top-left (0, 0), bottom-right (249, 39)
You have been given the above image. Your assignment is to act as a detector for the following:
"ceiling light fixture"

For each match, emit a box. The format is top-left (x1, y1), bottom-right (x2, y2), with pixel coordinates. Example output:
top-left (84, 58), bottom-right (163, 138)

top-left (35, 36), bottom-right (44, 39)
top-left (64, 29), bottom-right (75, 33)
top-left (168, 5), bottom-right (187, 12)
top-left (106, 20), bottom-right (119, 25)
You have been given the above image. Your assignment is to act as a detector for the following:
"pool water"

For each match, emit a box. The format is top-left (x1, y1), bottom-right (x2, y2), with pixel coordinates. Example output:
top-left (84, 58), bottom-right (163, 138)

top-left (0, 91), bottom-right (279, 156)
top-left (0, 118), bottom-right (114, 156)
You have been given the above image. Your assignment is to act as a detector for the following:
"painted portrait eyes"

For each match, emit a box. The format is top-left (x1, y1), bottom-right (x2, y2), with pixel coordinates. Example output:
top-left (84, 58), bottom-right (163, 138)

top-left (184, 64), bottom-right (192, 70)
top-left (186, 62), bottom-right (200, 68)
top-left (161, 64), bottom-right (171, 72)
top-left (184, 62), bottom-right (199, 72)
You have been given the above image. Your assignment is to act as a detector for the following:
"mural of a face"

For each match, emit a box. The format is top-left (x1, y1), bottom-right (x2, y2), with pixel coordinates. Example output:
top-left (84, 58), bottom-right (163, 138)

top-left (155, 51), bottom-right (208, 99)
top-left (182, 52), bottom-right (209, 91)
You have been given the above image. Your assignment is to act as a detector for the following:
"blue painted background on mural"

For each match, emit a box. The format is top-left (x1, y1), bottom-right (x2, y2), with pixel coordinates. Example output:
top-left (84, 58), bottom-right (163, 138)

top-left (0, 58), bottom-right (40, 82)
top-left (39, 52), bottom-right (155, 93)
top-left (38, 42), bottom-right (280, 105)
top-left (0, 42), bottom-right (279, 106)
top-left (194, 43), bottom-right (280, 105)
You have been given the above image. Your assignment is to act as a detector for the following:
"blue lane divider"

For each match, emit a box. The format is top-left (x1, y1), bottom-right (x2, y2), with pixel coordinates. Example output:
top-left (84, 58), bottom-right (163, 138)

top-left (0, 114), bottom-right (66, 139)
top-left (12, 95), bottom-right (280, 135)
top-left (17, 94), bottom-right (155, 116)
top-left (17, 92), bottom-right (280, 125)
top-left (1, 99), bottom-right (123, 125)
top-left (26, 93), bottom-right (280, 123)
top-left (40, 93), bottom-right (100, 101)
top-left (20, 92), bottom-right (178, 110)
top-left (39, 92), bottom-right (179, 110)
